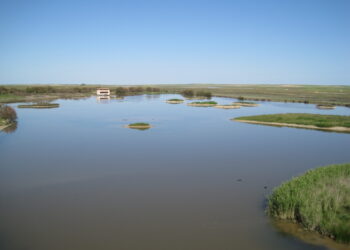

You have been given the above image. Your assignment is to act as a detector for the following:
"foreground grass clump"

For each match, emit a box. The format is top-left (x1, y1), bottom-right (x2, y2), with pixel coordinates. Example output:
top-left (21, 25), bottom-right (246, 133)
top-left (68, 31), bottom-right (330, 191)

top-left (268, 163), bottom-right (350, 243)
top-left (234, 113), bottom-right (350, 128)
top-left (18, 103), bottom-right (59, 109)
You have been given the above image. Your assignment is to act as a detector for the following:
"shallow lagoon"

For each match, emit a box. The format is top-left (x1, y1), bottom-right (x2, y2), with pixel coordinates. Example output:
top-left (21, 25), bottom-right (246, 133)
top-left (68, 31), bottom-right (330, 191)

top-left (1, 95), bottom-right (350, 250)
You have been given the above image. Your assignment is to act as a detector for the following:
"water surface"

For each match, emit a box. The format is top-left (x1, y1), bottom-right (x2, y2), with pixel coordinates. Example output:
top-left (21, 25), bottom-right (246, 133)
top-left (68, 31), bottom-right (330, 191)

top-left (1, 95), bottom-right (349, 250)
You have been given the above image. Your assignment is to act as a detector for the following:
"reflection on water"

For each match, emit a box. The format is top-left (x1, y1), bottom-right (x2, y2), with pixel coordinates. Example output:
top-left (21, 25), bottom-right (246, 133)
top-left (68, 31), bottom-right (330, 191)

top-left (272, 220), bottom-right (350, 250)
top-left (127, 127), bottom-right (151, 131)
top-left (1, 121), bottom-right (17, 134)
top-left (96, 95), bottom-right (111, 103)
top-left (0, 95), bottom-right (349, 250)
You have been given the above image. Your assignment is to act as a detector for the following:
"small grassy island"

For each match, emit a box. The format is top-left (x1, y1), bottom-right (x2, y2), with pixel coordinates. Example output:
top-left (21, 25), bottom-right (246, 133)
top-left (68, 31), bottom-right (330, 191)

top-left (233, 113), bottom-right (350, 132)
top-left (126, 122), bottom-right (152, 130)
top-left (233, 101), bottom-right (259, 107)
top-left (316, 104), bottom-right (335, 110)
top-left (268, 163), bottom-right (350, 244)
top-left (166, 98), bottom-right (184, 104)
top-left (187, 101), bottom-right (217, 107)
top-left (214, 104), bottom-right (240, 109)
top-left (18, 103), bottom-right (60, 109)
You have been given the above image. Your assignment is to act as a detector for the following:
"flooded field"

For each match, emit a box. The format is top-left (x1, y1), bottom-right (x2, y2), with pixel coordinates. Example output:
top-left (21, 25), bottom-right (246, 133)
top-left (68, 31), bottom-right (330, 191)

top-left (0, 95), bottom-right (349, 250)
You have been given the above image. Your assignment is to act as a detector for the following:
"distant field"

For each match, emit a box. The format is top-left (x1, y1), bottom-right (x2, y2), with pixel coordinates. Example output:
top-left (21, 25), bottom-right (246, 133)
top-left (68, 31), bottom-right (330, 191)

top-left (151, 84), bottom-right (350, 106)
top-left (1, 84), bottom-right (350, 106)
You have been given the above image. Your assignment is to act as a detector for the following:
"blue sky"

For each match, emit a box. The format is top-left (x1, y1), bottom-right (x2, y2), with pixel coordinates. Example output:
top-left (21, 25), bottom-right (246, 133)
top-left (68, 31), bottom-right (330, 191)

top-left (0, 0), bottom-right (349, 85)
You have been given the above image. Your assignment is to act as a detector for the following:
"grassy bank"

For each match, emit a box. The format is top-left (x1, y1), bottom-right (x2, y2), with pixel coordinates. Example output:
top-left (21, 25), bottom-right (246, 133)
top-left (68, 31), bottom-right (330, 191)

top-left (233, 113), bottom-right (350, 132)
top-left (268, 163), bottom-right (350, 244)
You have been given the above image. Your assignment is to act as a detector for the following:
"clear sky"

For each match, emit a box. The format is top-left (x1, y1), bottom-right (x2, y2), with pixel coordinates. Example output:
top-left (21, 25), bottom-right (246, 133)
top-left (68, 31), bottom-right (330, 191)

top-left (0, 0), bottom-right (349, 85)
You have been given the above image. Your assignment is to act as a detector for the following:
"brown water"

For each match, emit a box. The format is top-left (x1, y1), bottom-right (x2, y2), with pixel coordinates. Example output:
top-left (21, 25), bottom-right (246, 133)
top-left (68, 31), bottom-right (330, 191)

top-left (1, 95), bottom-right (349, 250)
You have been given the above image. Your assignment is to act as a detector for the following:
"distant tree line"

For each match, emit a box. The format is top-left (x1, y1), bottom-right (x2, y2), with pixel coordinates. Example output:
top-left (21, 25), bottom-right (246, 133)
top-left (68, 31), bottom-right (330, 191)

top-left (180, 89), bottom-right (212, 99)
top-left (0, 86), bottom-right (163, 96)
top-left (0, 86), bottom-right (96, 95)
top-left (115, 87), bottom-right (161, 96)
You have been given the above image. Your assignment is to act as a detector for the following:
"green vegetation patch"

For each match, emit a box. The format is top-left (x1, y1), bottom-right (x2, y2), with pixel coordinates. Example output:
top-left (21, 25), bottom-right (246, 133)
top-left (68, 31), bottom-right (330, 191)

top-left (167, 99), bottom-right (184, 102)
top-left (190, 101), bottom-right (217, 105)
top-left (128, 122), bottom-right (150, 127)
top-left (234, 113), bottom-right (350, 128)
top-left (268, 163), bottom-right (350, 243)
top-left (18, 103), bottom-right (59, 109)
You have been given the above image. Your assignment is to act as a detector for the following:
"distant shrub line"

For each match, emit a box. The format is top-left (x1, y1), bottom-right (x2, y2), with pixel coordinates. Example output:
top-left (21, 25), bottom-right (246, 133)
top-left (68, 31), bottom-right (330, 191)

top-left (180, 89), bottom-right (212, 99)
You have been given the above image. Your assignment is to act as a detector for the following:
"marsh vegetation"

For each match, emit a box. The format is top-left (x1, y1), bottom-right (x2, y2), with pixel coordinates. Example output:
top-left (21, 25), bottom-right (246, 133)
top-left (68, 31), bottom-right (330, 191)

top-left (268, 163), bottom-right (350, 244)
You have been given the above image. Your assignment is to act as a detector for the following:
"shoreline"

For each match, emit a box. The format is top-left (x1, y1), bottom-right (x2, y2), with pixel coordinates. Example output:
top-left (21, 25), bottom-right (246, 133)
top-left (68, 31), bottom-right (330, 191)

top-left (233, 102), bottom-right (259, 107)
top-left (166, 100), bottom-right (184, 104)
top-left (214, 105), bottom-right (240, 109)
top-left (233, 119), bottom-right (350, 132)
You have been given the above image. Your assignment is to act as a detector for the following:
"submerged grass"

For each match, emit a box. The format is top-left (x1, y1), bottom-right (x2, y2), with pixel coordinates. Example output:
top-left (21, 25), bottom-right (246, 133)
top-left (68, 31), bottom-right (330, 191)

top-left (268, 163), bottom-right (350, 243)
top-left (234, 113), bottom-right (350, 128)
